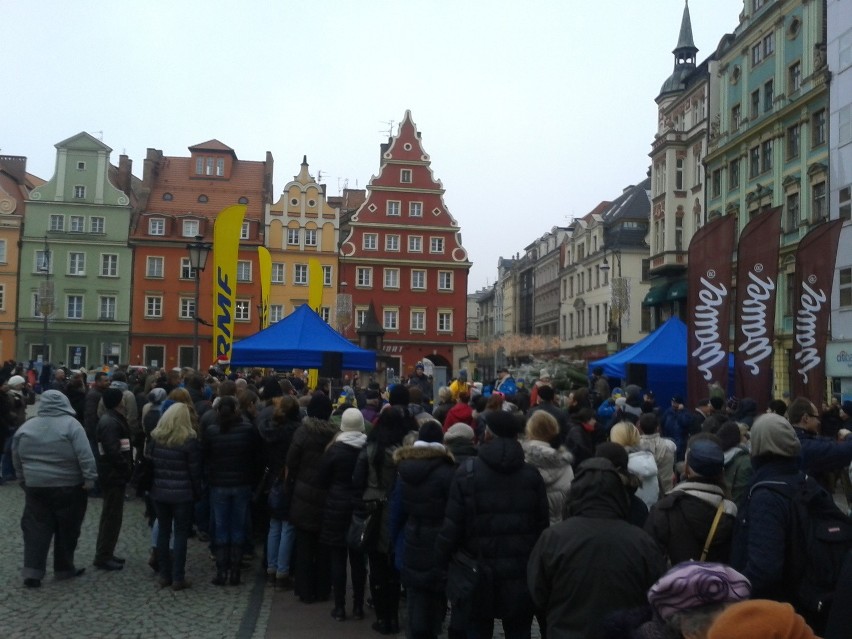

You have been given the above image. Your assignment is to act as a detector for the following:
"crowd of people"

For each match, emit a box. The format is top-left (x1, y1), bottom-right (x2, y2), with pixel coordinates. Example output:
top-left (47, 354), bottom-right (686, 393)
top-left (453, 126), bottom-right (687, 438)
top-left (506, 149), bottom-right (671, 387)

top-left (4, 359), bottom-right (852, 638)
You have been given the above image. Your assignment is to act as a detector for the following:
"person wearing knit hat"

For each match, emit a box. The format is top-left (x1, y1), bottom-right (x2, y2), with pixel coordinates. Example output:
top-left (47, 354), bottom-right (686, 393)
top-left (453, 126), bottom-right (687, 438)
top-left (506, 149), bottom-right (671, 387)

top-left (306, 392), bottom-right (333, 421)
top-left (318, 405), bottom-right (368, 621)
top-left (707, 600), bottom-right (818, 639)
top-left (484, 409), bottom-right (522, 439)
top-left (443, 423), bottom-right (477, 466)
top-left (339, 407), bottom-right (365, 433)
top-left (387, 384), bottom-right (410, 408)
top-left (648, 561), bottom-right (751, 619)
top-left (7, 374), bottom-right (25, 388)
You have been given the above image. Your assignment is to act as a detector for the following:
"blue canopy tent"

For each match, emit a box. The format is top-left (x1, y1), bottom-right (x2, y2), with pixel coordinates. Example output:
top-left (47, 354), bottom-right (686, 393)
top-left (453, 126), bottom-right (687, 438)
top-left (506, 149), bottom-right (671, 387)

top-left (589, 317), bottom-right (733, 404)
top-left (230, 304), bottom-right (376, 371)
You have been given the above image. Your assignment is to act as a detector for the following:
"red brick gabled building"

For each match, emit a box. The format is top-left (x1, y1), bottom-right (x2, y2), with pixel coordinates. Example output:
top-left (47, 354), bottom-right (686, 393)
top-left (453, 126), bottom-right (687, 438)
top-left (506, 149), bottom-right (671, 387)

top-left (130, 140), bottom-right (272, 370)
top-left (339, 111), bottom-right (470, 378)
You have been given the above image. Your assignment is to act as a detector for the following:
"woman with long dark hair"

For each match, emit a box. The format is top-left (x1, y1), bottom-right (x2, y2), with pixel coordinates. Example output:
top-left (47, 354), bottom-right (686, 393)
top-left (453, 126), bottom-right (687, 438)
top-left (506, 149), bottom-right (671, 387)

top-left (203, 395), bottom-right (260, 585)
top-left (353, 385), bottom-right (419, 634)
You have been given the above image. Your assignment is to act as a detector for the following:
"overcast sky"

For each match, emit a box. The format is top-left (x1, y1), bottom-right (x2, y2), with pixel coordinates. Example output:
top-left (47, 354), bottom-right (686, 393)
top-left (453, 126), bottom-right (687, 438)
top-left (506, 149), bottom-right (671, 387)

top-left (2, 0), bottom-right (744, 291)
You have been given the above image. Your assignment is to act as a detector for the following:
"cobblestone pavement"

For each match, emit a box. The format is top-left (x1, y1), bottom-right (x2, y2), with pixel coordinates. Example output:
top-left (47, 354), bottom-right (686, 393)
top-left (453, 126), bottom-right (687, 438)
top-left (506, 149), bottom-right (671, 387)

top-left (0, 483), bottom-right (272, 639)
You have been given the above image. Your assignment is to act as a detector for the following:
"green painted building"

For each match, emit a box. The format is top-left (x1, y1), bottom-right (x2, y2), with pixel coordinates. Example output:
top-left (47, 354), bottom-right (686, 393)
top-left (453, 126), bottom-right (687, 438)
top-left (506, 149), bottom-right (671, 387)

top-left (704, 0), bottom-right (829, 395)
top-left (18, 132), bottom-right (134, 368)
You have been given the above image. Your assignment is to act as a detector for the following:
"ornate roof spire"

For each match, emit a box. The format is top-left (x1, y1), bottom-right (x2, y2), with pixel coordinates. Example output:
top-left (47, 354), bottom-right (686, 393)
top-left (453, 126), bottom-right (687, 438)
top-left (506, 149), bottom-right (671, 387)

top-left (674, 0), bottom-right (698, 60)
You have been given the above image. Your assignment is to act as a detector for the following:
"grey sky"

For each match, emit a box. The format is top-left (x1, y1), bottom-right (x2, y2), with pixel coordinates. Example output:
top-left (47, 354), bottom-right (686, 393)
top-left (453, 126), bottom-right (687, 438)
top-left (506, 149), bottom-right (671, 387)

top-left (2, 0), bottom-right (744, 291)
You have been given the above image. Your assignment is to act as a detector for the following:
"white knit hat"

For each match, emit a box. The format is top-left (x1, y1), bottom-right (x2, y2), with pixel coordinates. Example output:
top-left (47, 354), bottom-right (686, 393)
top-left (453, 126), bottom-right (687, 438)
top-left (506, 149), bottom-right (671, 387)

top-left (7, 375), bottom-right (25, 388)
top-left (340, 407), bottom-right (365, 433)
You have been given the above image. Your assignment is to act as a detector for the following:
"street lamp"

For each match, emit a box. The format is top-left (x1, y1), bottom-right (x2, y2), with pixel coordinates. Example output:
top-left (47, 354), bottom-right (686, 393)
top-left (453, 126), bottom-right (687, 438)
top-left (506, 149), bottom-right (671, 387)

top-left (186, 235), bottom-right (212, 371)
top-left (599, 249), bottom-right (623, 352)
top-left (37, 236), bottom-right (53, 366)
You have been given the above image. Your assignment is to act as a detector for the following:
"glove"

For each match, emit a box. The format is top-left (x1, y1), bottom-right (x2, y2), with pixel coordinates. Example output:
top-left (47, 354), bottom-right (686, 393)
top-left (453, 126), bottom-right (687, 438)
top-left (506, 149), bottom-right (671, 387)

top-left (83, 480), bottom-right (95, 492)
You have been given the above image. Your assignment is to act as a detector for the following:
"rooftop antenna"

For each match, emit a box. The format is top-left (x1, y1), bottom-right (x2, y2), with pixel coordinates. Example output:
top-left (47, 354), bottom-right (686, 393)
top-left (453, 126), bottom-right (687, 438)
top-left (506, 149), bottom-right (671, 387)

top-left (92, 131), bottom-right (103, 141)
top-left (317, 169), bottom-right (325, 183)
top-left (379, 120), bottom-right (395, 139)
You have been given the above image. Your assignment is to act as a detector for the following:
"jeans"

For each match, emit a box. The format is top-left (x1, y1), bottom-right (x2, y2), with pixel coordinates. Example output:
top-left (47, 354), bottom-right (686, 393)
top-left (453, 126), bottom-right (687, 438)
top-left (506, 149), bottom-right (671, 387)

top-left (21, 485), bottom-right (88, 580)
top-left (210, 485), bottom-right (251, 546)
top-left (154, 500), bottom-right (194, 582)
top-left (266, 518), bottom-right (295, 575)
top-left (94, 482), bottom-right (126, 564)
top-left (406, 586), bottom-right (445, 638)
top-left (329, 544), bottom-right (367, 610)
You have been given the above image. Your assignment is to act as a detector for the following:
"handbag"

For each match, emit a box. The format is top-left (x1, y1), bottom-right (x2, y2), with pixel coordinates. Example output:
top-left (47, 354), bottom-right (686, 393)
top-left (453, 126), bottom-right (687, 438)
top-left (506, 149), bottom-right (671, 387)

top-left (130, 456), bottom-right (154, 496)
top-left (267, 477), bottom-right (288, 512)
top-left (347, 498), bottom-right (385, 552)
top-left (252, 466), bottom-right (273, 504)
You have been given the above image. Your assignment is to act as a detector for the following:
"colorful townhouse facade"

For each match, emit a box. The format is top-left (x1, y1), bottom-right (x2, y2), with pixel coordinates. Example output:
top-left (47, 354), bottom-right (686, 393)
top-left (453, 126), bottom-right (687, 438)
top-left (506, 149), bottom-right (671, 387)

top-left (266, 157), bottom-right (339, 325)
top-left (18, 132), bottom-right (134, 368)
top-left (130, 140), bottom-right (272, 370)
top-left (0, 156), bottom-right (40, 361)
top-left (338, 111), bottom-right (471, 378)
top-left (704, 0), bottom-right (829, 395)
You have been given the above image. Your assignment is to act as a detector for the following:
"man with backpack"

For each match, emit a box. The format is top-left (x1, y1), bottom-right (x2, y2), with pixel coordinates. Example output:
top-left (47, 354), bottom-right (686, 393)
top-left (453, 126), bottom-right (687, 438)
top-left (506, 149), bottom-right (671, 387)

top-left (731, 412), bottom-right (852, 635)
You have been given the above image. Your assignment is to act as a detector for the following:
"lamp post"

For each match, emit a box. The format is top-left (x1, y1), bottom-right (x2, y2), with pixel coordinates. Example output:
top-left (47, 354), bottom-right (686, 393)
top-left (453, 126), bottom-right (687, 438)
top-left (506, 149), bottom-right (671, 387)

top-left (186, 235), bottom-right (212, 371)
top-left (37, 236), bottom-right (53, 365)
top-left (600, 249), bottom-right (623, 353)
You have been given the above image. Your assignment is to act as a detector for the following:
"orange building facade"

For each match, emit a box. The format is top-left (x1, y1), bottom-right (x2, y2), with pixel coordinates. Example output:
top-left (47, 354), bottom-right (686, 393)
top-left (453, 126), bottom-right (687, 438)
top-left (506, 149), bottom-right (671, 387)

top-left (129, 140), bottom-right (272, 370)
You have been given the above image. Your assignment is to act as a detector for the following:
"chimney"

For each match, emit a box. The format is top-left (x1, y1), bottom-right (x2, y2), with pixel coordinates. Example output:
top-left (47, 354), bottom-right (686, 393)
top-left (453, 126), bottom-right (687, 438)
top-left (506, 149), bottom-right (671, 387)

top-left (117, 155), bottom-right (132, 196)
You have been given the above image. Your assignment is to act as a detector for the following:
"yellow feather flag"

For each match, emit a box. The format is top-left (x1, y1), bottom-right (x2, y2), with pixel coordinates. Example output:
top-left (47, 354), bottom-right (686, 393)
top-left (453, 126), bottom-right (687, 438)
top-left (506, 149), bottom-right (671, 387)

top-left (258, 246), bottom-right (272, 330)
top-left (307, 257), bottom-right (325, 389)
top-left (212, 205), bottom-right (247, 366)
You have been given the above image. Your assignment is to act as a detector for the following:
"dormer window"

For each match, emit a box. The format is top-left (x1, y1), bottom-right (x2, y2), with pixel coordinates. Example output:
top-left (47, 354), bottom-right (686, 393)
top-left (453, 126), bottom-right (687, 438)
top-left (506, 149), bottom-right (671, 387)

top-left (163, 192), bottom-right (173, 201)
top-left (195, 156), bottom-right (225, 177)
top-left (183, 220), bottom-right (200, 237)
top-left (198, 195), bottom-right (208, 203)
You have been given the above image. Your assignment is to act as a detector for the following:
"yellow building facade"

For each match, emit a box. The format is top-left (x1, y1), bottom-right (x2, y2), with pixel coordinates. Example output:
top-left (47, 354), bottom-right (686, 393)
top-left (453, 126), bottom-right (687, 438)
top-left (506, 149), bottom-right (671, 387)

top-left (266, 157), bottom-right (339, 325)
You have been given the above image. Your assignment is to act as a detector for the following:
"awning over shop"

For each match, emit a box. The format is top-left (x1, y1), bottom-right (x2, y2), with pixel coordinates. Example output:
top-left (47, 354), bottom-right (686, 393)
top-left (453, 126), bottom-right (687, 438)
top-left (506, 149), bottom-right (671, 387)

top-left (642, 282), bottom-right (670, 306)
top-left (666, 279), bottom-right (688, 301)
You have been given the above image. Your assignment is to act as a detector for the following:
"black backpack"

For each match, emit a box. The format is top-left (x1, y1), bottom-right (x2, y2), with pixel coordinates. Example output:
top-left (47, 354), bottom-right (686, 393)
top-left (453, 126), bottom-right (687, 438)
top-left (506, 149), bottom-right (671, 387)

top-left (750, 476), bottom-right (852, 631)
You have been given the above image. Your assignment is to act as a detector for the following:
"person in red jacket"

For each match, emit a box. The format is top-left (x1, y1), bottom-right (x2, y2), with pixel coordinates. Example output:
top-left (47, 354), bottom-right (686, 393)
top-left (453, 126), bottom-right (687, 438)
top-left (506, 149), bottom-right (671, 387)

top-left (442, 391), bottom-right (473, 432)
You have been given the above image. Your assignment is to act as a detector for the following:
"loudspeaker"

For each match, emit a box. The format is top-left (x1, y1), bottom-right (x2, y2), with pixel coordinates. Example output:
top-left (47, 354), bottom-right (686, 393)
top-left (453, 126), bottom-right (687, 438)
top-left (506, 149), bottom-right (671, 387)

top-left (625, 363), bottom-right (647, 389)
top-left (319, 352), bottom-right (342, 378)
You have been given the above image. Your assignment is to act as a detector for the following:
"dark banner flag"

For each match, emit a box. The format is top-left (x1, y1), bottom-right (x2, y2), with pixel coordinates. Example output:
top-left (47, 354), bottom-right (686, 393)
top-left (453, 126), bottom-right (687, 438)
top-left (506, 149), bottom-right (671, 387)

top-left (687, 215), bottom-right (736, 409)
top-left (734, 207), bottom-right (782, 410)
top-left (791, 219), bottom-right (843, 402)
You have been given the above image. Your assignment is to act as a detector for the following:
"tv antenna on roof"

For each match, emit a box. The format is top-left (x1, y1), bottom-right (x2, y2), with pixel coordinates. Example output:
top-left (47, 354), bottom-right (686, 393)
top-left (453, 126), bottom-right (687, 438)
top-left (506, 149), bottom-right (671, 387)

top-left (379, 120), bottom-right (395, 138)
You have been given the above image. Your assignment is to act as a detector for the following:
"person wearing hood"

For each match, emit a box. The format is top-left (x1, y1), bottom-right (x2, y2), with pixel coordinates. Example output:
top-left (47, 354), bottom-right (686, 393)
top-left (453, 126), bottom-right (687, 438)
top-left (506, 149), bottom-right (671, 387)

top-left (12, 390), bottom-right (97, 587)
top-left (522, 411), bottom-right (574, 525)
top-left (610, 421), bottom-right (661, 509)
top-left (717, 421), bottom-right (753, 505)
top-left (645, 437), bottom-right (737, 565)
top-left (286, 391), bottom-right (338, 604)
top-left (259, 394), bottom-right (302, 590)
top-left (93, 388), bottom-right (134, 571)
top-left (436, 410), bottom-right (548, 639)
top-left (317, 407), bottom-right (369, 621)
top-left (527, 457), bottom-right (666, 639)
top-left (389, 421), bottom-right (457, 639)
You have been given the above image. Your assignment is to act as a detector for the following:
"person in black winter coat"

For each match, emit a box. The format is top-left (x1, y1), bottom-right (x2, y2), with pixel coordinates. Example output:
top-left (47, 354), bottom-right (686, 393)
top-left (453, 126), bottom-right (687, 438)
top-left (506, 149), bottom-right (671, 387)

top-left (258, 394), bottom-right (301, 590)
top-left (204, 396), bottom-right (261, 586)
top-left (286, 392), bottom-right (338, 604)
top-left (436, 410), bottom-right (549, 639)
top-left (149, 402), bottom-right (202, 590)
top-left (317, 407), bottom-right (369, 621)
top-left (352, 386), bottom-right (420, 635)
top-left (443, 423), bottom-right (477, 466)
top-left (527, 457), bottom-right (666, 638)
top-left (389, 421), bottom-right (457, 639)
top-left (93, 388), bottom-right (133, 570)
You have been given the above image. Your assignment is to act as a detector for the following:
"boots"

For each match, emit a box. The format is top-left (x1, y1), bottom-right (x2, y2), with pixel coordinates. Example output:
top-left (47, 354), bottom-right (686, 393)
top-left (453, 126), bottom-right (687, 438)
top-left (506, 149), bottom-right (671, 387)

top-left (211, 546), bottom-right (229, 586)
top-left (228, 545), bottom-right (243, 585)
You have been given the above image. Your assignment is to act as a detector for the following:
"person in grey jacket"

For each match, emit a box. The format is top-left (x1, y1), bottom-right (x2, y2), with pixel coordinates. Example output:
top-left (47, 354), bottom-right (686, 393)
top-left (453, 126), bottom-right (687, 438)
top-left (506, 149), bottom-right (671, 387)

top-left (12, 390), bottom-right (97, 588)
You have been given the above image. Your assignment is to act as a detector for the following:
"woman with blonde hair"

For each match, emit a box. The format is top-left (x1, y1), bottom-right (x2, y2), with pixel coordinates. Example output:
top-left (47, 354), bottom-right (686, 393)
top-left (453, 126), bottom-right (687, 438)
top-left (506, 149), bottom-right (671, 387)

top-left (165, 387), bottom-right (200, 435)
top-left (610, 421), bottom-right (660, 509)
top-left (522, 411), bottom-right (574, 525)
top-left (150, 402), bottom-right (202, 590)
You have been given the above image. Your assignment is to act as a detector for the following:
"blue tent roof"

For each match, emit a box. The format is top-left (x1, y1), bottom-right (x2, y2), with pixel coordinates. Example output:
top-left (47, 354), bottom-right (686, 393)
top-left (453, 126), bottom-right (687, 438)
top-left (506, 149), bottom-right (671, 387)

top-left (590, 317), bottom-right (688, 378)
top-left (231, 304), bottom-right (376, 371)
